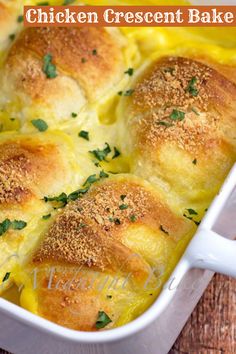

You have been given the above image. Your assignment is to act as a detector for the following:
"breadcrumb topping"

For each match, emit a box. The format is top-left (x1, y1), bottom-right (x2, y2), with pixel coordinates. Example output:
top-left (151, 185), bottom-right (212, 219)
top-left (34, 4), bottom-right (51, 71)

top-left (33, 178), bottom-right (185, 269)
top-left (129, 57), bottom-right (230, 153)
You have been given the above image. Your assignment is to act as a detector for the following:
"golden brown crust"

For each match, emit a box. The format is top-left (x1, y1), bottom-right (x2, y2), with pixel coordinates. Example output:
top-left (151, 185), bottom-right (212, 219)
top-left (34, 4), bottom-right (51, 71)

top-left (0, 135), bottom-right (68, 206)
top-left (6, 27), bottom-right (124, 102)
top-left (36, 268), bottom-right (112, 331)
top-left (127, 57), bottom-right (236, 155)
top-left (33, 176), bottom-right (191, 281)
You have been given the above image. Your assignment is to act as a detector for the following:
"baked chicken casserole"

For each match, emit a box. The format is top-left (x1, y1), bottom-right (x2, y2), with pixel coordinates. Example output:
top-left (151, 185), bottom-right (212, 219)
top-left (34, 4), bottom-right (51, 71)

top-left (0, 0), bottom-right (236, 331)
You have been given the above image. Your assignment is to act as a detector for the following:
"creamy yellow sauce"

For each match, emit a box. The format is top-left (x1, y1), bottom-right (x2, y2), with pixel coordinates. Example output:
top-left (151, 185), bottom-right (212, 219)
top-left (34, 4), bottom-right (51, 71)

top-left (1, 0), bottom-right (236, 328)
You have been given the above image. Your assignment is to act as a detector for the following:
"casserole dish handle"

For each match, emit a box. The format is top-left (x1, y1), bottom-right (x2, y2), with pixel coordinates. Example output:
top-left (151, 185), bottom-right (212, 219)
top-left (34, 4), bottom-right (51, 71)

top-left (185, 163), bottom-right (236, 278)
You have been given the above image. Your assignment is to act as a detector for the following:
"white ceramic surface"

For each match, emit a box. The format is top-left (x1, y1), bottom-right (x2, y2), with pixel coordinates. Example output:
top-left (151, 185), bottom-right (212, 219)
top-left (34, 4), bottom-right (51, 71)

top-left (1, 1), bottom-right (236, 353)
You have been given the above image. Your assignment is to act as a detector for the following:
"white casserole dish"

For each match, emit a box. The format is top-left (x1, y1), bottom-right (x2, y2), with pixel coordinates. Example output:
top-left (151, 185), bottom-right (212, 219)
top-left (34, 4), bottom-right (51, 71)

top-left (1, 0), bottom-right (236, 352)
top-left (0, 165), bottom-right (236, 354)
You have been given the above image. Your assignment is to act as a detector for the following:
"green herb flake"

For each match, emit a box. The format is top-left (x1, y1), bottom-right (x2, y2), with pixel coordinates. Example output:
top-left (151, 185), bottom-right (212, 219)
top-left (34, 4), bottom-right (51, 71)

top-left (63, 0), bottom-right (75, 5)
top-left (124, 68), bottom-right (134, 76)
top-left (118, 91), bottom-right (123, 96)
top-left (81, 57), bottom-right (87, 63)
top-left (42, 214), bottom-right (51, 220)
top-left (160, 225), bottom-right (169, 235)
top-left (31, 119), bottom-right (48, 132)
top-left (106, 295), bottom-right (112, 299)
top-left (169, 109), bottom-right (185, 121)
top-left (11, 220), bottom-right (27, 230)
top-left (9, 34), bottom-right (16, 41)
top-left (124, 89), bottom-right (134, 96)
top-left (0, 219), bottom-right (11, 236)
top-left (78, 130), bottom-right (89, 141)
top-left (17, 15), bottom-right (24, 23)
top-left (71, 112), bottom-right (77, 118)
top-left (157, 121), bottom-right (173, 128)
top-left (186, 77), bottom-right (199, 97)
top-left (99, 170), bottom-right (109, 179)
top-left (112, 147), bottom-right (121, 159)
top-left (130, 215), bottom-right (137, 223)
top-left (2, 272), bottom-right (11, 283)
top-left (92, 49), bottom-right (97, 56)
top-left (192, 158), bottom-right (197, 165)
top-left (83, 174), bottom-right (99, 186)
top-left (119, 204), bottom-right (128, 210)
top-left (78, 223), bottom-right (86, 229)
top-left (186, 208), bottom-right (198, 215)
top-left (89, 143), bottom-right (111, 162)
top-left (43, 54), bottom-right (57, 79)
top-left (120, 195), bottom-right (126, 201)
top-left (44, 192), bottom-right (68, 206)
top-left (37, 1), bottom-right (49, 5)
top-left (96, 311), bottom-right (112, 329)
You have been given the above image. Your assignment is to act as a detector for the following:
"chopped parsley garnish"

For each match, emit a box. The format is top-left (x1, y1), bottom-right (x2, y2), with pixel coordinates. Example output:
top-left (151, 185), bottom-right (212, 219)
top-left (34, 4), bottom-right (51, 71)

top-left (71, 112), bottom-right (77, 118)
top-left (9, 34), bottom-right (15, 41)
top-left (124, 89), bottom-right (134, 96)
top-left (37, 1), bottom-right (49, 5)
top-left (112, 147), bottom-right (121, 159)
top-left (17, 15), bottom-right (24, 23)
top-left (89, 143), bottom-right (111, 162)
top-left (169, 110), bottom-right (185, 121)
top-left (183, 209), bottom-right (200, 226)
top-left (191, 107), bottom-right (200, 116)
top-left (83, 174), bottom-right (99, 186)
top-left (99, 170), bottom-right (109, 179)
top-left (124, 68), bottom-right (134, 76)
top-left (96, 311), bottom-right (112, 329)
top-left (186, 208), bottom-right (198, 215)
top-left (63, 0), bottom-right (76, 5)
top-left (42, 214), bottom-right (51, 220)
top-left (92, 49), bottom-right (97, 56)
top-left (120, 195), bottom-right (126, 201)
top-left (192, 158), bottom-right (197, 165)
top-left (130, 215), bottom-right (137, 223)
top-left (0, 219), bottom-right (27, 236)
top-left (157, 121), bottom-right (173, 128)
top-left (31, 119), bottom-right (48, 132)
top-left (78, 223), bottom-right (86, 229)
top-left (106, 295), bottom-right (112, 299)
top-left (12, 220), bottom-right (27, 230)
top-left (0, 219), bottom-right (11, 236)
top-left (119, 204), bottom-right (128, 210)
top-left (43, 54), bottom-right (57, 79)
top-left (118, 89), bottom-right (134, 97)
top-left (78, 130), bottom-right (89, 141)
top-left (2, 272), bottom-right (10, 283)
top-left (186, 77), bottom-right (199, 97)
top-left (160, 225), bottom-right (169, 235)
top-left (81, 57), bottom-right (87, 63)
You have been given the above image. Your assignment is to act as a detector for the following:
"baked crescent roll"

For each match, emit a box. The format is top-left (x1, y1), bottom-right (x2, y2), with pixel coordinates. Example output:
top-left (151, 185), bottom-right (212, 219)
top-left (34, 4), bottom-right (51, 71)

top-left (0, 131), bottom-right (81, 293)
top-left (0, 27), bottom-right (127, 131)
top-left (0, 1), bottom-right (21, 53)
top-left (118, 56), bottom-right (236, 210)
top-left (16, 174), bottom-right (194, 331)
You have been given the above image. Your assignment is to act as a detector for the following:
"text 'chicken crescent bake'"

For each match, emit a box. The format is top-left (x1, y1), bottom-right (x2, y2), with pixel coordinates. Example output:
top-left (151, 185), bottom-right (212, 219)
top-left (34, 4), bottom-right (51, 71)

top-left (0, 0), bottom-right (236, 334)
